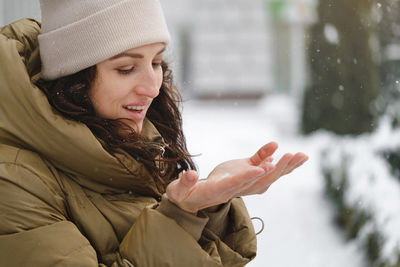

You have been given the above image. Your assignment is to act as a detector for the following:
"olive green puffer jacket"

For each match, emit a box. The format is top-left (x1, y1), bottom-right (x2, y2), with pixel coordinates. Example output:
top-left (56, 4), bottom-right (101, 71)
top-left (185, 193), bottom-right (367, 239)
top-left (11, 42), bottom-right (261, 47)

top-left (0, 19), bottom-right (257, 267)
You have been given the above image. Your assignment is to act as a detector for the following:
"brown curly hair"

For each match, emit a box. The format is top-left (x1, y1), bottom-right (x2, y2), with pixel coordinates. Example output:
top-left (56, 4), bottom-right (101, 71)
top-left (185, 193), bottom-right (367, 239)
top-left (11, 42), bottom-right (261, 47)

top-left (36, 61), bottom-right (196, 193)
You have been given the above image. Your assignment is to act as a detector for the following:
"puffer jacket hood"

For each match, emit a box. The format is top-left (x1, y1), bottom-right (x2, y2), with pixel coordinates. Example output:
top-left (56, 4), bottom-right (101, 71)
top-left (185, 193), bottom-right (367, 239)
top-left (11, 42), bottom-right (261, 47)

top-left (0, 18), bottom-right (162, 197)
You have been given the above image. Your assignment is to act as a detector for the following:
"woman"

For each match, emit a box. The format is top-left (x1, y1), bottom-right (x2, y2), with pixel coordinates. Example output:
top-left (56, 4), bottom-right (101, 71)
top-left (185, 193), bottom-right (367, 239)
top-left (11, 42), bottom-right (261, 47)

top-left (0, 0), bottom-right (307, 266)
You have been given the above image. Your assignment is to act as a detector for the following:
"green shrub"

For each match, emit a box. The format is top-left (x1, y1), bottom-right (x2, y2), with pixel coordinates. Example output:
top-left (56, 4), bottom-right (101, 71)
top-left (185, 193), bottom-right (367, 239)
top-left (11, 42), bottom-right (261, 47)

top-left (322, 150), bottom-right (400, 267)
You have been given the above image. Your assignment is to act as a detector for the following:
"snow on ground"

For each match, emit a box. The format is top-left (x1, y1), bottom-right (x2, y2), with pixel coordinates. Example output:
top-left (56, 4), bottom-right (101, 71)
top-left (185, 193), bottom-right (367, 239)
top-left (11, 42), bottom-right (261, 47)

top-left (182, 94), bottom-right (368, 267)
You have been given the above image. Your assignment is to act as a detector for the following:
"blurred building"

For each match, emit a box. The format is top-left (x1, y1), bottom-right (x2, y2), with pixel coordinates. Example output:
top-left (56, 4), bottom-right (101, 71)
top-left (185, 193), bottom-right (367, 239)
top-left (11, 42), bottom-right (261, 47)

top-left (163, 0), bottom-right (272, 99)
top-left (162, 0), bottom-right (317, 99)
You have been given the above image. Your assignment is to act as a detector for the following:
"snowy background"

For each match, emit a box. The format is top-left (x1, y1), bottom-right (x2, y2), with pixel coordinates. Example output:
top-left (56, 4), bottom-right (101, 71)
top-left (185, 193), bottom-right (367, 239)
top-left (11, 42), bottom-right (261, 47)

top-left (182, 95), bottom-right (368, 267)
top-left (1, 0), bottom-right (399, 266)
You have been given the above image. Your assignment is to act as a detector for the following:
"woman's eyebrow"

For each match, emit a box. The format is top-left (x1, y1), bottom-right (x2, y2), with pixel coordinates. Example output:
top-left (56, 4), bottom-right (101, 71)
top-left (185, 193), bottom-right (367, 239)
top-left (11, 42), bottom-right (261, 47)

top-left (110, 47), bottom-right (166, 60)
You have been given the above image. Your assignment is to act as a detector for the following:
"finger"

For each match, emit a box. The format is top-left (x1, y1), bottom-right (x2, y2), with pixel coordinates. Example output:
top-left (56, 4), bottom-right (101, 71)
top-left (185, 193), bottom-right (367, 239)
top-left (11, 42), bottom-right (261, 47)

top-left (241, 153), bottom-right (307, 196)
top-left (230, 164), bottom-right (275, 197)
top-left (283, 153), bottom-right (306, 173)
top-left (275, 153), bottom-right (293, 175)
top-left (249, 142), bottom-right (278, 165)
top-left (283, 152), bottom-right (305, 171)
top-left (260, 154), bottom-right (292, 186)
top-left (258, 160), bottom-right (275, 173)
top-left (284, 158), bottom-right (307, 175)
top-left (257, 153), bottom-right (291, 179)
top-left (282, 154), bottom-right (308, 175)
top-left (240, 153), bottom-right (291, 194)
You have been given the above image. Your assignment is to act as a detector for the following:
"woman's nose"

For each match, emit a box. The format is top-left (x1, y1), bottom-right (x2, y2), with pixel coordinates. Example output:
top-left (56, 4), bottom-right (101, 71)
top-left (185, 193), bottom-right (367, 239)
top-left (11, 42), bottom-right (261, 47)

top-left (135, 67), bottom-right (161, 98)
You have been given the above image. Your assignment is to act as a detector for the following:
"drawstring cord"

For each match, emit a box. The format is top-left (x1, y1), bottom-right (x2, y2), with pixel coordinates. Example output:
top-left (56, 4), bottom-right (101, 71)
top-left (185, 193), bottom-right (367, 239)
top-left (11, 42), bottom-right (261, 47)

top-left (251, 216), bottom-right (265, 235)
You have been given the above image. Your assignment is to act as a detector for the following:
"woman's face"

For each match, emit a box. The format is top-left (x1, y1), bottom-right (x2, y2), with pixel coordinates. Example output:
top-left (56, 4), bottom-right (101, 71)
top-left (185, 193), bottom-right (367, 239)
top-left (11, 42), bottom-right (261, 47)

top-left (89, 43), bottom-right (165, 134)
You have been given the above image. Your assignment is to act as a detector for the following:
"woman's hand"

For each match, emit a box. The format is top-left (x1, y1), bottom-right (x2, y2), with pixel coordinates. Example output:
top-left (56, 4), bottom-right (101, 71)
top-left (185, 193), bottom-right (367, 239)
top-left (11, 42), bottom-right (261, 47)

top-left (166, 142), bottom-right (308, 213)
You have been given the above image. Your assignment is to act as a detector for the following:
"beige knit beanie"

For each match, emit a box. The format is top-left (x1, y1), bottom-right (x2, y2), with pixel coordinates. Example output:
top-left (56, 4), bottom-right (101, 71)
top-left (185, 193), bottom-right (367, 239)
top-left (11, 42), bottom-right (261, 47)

top-left (38, 0), bottom-right (170, 80)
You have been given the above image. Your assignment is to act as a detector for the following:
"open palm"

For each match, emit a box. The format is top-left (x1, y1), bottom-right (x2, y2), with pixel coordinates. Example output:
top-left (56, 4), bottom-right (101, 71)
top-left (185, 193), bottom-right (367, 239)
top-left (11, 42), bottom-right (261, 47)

top-left (166, 142), bottom-right (308, 213)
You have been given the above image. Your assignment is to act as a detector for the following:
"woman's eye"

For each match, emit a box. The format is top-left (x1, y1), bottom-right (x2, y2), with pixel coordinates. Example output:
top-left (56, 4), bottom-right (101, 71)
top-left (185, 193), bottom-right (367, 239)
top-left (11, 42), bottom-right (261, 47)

top-left (117, 67), bottom-right (134, 75)
top-left (152, 62), bottom-right (162, 68)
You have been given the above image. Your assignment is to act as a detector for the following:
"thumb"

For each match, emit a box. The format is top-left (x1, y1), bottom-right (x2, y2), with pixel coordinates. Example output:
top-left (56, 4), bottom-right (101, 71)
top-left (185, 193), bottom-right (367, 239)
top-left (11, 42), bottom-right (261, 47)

top-left (167, 170), bottom-right (198, 201)
top-left (179, 170), bottom-right (198, 190)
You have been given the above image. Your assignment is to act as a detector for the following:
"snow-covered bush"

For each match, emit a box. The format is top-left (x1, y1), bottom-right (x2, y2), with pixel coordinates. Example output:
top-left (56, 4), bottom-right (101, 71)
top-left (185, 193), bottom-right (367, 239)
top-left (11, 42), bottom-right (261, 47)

top-left (321, 116), bottom-right (400, 267)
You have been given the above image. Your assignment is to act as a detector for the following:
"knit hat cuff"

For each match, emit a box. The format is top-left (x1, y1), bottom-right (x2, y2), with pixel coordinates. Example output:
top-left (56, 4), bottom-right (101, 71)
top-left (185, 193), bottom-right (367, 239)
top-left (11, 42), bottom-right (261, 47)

top-left (38, 0), bottom-right (170, 80)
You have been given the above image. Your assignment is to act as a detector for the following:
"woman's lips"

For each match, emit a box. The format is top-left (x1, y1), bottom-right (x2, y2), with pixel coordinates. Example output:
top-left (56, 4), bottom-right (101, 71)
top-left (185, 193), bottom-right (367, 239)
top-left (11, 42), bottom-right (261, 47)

top-left (123, 105), bottom-right (147, 121)
top-left (124, 106), bottom-right (145, 112)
